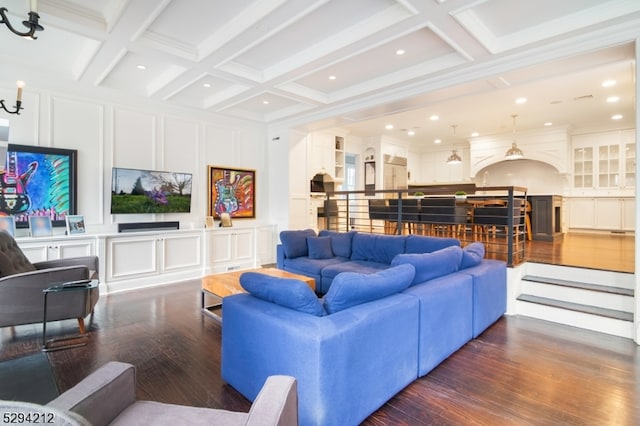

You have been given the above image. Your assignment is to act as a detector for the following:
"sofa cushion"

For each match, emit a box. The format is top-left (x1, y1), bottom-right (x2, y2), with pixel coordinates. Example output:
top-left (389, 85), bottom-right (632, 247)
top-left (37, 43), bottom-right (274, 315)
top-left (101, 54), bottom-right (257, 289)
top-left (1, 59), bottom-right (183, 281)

top-left (404, 234), bottom-right (460, 254)
top-left (307, 236), bottom-right (333, 259)
top-left (320, 260), bottom-right (388, 280)
top-left (318, 230), bottom-right (356, 258)
top-left (323, 264), bottom-right (415, 314)
top-left (279, 229), bottom-right (316, 259)
top-left (460, 242), bottom-right (485, 269)
top-left (283, 256), bottom-right (347, 276)
top-left (240, 272), bottom-right (325, 316)
top-left (391, 245), bottom-right (463, 286)
top-left (350, 233), bottom-right (405, 264)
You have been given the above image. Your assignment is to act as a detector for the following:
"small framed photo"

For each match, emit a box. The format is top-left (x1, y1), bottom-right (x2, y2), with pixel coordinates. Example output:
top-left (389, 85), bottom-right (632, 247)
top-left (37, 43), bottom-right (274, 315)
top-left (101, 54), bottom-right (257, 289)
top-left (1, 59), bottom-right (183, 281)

top-left (219, 212), bottom-right (233, 228)
top-left (0, 216), bottom-right (16, 237)
top-left (66, 215), bottom-right (86, 235)
top-left (29, 216), bottom-right (53, 237)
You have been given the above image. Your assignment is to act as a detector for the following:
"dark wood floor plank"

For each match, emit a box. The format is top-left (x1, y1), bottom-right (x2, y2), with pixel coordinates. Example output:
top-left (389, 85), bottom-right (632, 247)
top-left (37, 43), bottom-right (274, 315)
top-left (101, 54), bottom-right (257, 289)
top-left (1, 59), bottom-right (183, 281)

top-left (1, 272), bottom-right (638, 425)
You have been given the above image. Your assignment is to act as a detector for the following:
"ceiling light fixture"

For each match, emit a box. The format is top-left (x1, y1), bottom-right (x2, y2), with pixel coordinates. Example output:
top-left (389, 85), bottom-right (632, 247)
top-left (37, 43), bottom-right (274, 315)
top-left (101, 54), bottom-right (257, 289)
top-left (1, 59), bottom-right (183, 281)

top-left (395, 49), bottom-right (405, 55)
top-left (136, 65), bottom-right (146, 70)
top-left (203, 83), bottom-right (211, 88)
top-left (430, 115), bottom-right (439, 121)
top-left (471, 132), bottom-right (479, 137)
top-left (606, 96), bottom-right (619, 103)
top-left (505, 114), bottom-right (524, 160)
top-left (544, 122), bottom-right (553, 126)
top-left (328, 75), bottom-right (336, 80)
top-left (385, 124), bottom-right (393, 130)
top-left (434, 139), bottom-right (441, 144)
top-left (0, 80), bottom-right (25, 115)
top-left (0, 0), bottom-right (43, 40)
top-left (407, 130), bottom-right (415, 136)
top-left (262, 100), bottom-right (269, 105)
top-left (601, 79), bottom-right (616, 87)
top-left (611, 114), bottom-right (623, 120)
top-left (447, 125), bottom-right (462, 165)
top-left (515, 97), bottom-right (527, 104)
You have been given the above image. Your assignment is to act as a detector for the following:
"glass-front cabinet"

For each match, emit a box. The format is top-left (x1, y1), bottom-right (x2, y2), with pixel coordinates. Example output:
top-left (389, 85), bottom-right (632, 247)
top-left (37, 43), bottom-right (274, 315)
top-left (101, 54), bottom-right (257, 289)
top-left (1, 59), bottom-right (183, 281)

top-left (572, 129), bottom-right (635, 192)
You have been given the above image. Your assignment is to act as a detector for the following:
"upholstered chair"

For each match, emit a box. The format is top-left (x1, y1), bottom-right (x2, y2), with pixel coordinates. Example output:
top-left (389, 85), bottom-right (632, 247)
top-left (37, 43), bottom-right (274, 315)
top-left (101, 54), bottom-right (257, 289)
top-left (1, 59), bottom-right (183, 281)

top-left (0, 231), bottom-right (99, 334)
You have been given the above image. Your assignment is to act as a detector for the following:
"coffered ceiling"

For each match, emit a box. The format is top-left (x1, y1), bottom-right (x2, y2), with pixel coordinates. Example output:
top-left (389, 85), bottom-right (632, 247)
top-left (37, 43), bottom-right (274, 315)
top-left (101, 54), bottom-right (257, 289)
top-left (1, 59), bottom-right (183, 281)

top-left (1, 0), bottom-right (639, 147)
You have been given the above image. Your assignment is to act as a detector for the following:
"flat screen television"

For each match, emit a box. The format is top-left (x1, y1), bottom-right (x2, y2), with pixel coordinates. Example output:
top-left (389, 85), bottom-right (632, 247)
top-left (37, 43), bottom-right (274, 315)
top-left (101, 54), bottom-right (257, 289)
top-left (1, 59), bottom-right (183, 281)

top-left (111, 167), bottom-right (192, 214)
top-left (0, 144), bottom-right (78, 228)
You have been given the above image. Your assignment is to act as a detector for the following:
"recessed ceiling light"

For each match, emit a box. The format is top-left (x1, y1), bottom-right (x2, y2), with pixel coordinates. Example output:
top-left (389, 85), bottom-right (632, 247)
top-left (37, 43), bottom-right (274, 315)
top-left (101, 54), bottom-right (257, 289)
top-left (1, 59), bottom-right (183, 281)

top-left (606, 96), bottom-right (619, 103)
top-left (602, 79), bottom-right (616, 87)
top-left (407, 130), bottom-right (415, 136)
top-left (263, 100), bottom-right (269, 105)
top-left (434, 139), bottom-right (441, 144)
top-left (136, 65), bottom-right (146, 70)
top-left (515, 97), bottom-right (527, 104)
top-left (471, 132), bottom-right (479, 137)
top-left (430, 115), bottom-right (439, 121)
top-left (611, 114), bottom-right (623, 120)
top-left (544, 122), bottom-right (553, 126)
top-left (385, 124), bottom-right (394, 130)
top-left (203, 83), bottom-right (211, 88)
top-left (328, 75), bottom-right (336, 80)
top-left (396, 49), bottom-right (405, 55)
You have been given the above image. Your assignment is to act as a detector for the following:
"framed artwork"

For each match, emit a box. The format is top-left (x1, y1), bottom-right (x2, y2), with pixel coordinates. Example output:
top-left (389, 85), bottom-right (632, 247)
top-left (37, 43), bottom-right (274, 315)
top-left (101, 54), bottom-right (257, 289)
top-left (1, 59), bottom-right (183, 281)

top-left (207, 166), bottom-right (255, 219)
top-left (66, 215), bottom-right (86, 235)
top-left (29, 216), bottom-right (53, 237)
top-left (0, 216), bottom-right (16, 236)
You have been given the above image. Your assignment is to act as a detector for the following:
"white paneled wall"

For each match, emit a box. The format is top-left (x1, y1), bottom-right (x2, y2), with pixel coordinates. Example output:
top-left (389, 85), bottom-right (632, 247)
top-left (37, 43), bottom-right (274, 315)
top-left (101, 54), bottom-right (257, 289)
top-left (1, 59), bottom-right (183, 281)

top-left (3, 88), bottom-right (269, 234)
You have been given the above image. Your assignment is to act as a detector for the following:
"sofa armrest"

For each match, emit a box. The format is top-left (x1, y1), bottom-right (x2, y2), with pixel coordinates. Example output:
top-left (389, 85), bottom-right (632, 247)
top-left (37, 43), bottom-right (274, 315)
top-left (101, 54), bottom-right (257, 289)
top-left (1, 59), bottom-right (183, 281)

top-left (47, 361), bottom-right (136, 426)
top-left (246, 375), bottom-right (298, 426)
top-left (34, 256), bottom-right (99, 279)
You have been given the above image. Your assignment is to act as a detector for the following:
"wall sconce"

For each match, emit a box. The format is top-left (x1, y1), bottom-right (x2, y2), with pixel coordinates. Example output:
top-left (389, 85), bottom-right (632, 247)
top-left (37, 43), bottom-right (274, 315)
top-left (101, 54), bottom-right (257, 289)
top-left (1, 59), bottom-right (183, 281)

top-left (0, 0), bottom-right (44, 39)
top-left (0, 81), bottom-right (25, 115)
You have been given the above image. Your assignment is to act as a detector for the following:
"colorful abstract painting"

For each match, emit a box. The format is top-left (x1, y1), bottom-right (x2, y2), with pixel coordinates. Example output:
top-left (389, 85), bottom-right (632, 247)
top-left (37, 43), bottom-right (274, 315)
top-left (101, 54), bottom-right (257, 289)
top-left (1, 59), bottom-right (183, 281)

top-left (208, 166), bottom-right (255, 219)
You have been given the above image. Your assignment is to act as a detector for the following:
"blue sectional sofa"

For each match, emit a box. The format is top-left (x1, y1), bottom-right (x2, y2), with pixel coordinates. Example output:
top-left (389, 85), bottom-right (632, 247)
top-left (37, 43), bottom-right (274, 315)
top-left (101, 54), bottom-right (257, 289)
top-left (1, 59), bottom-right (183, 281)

top-left (223, 230), bottom-right (506, 426)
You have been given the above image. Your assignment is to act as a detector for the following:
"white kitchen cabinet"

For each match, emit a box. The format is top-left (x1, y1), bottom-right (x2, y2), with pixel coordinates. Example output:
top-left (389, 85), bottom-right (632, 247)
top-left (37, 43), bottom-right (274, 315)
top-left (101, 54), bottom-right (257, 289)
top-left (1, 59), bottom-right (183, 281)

top-left (105, 230), bottom-right (203, 285)
top-left (17, 236), bottom-right (97, 263)
top-left (572, 129), bottom-right (635, 193)
top-left (567, 197), bottom-right (635, 231)
top-left (206, 227), bottom-right (255, 273)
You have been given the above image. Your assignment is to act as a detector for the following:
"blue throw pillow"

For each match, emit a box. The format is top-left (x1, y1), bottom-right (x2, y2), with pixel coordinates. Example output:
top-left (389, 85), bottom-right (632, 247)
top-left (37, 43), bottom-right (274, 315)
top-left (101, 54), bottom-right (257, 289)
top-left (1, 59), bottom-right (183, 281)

top-left (239, 272), bottom-right (325, 316)
top-left (307, 236), bottom-right (333, 259)
top-left (391, 245), bottom-right (463, 286)
top-left (318, 230), bottom-right (355, 258)
top-left (279, 229), bottom-right (316, 258)
top-left (460, 242), bottom-right (485, 269)
top-left (323, 264), bottom-right (415, 314)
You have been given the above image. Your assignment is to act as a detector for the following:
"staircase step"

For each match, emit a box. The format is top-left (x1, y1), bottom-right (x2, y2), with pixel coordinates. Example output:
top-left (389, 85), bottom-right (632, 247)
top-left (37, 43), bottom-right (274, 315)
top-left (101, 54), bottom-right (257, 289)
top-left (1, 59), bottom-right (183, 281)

top-left (521, 275), bottom-right (634, 297)
top-left (516, 294), bottom-right (634, 322)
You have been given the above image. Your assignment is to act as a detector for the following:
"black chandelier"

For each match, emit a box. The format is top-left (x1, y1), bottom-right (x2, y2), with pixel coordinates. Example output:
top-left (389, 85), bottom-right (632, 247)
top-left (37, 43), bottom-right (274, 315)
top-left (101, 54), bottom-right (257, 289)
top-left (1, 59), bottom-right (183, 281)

top-left (0, 1), bottom-right (44, 39)
top-left (0, 81), bottom-right (25, 115)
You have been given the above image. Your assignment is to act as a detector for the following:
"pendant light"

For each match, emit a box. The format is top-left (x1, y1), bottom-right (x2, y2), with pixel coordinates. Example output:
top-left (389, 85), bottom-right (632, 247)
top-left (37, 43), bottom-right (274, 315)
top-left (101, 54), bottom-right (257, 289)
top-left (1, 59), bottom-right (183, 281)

top-left (446, 125), bottom-right (462, 164)
top-left (505, 114), bottom-right (524, 160)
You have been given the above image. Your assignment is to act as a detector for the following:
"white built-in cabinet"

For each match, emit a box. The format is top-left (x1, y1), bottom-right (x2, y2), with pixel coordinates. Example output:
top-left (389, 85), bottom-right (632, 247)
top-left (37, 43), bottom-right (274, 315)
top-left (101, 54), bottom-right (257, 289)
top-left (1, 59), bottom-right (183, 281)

top-left (308, 133), bottom-right (345, 184)
top-left (568, 129), bottom-right (636, 232)
top-left (104, 230), bottom-right (203, 288)
top-left (568, 197), bottom-right (635, 231)
top-left (205, 227), bottom-right (255, 273)
top-left (17, 236), bottom-right (96, 263)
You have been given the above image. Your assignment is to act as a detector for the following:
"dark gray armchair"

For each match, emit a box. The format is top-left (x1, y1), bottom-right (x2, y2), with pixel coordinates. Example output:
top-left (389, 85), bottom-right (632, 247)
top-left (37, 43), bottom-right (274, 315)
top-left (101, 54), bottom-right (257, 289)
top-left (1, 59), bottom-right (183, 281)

top-left (44, 361), bottom-right (298, 425)
top-left (0, 231), bottom-right (99, 334)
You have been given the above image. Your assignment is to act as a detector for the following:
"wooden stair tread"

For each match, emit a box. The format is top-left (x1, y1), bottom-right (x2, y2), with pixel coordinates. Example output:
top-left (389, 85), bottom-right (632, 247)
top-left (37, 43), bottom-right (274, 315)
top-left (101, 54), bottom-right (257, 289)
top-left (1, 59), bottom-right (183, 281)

top-left (522, 275), bottom-right (634, 297)
top-left (516, 294), bottom-right (634, 322)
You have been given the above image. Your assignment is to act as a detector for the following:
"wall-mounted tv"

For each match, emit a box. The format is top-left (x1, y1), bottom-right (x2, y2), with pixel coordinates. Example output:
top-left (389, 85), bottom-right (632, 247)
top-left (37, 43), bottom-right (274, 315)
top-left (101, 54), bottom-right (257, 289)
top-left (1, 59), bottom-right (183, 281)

top-left (111, 167), bottom-right (192, 214)
top-left (0, 144), bottom-right (78, 228)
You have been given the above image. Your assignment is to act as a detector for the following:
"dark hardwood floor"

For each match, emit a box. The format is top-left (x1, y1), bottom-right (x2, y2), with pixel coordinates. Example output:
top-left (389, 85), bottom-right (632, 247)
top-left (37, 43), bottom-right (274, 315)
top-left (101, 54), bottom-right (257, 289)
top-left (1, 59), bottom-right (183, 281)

top-left (1, 277), bottom-right (638, 425)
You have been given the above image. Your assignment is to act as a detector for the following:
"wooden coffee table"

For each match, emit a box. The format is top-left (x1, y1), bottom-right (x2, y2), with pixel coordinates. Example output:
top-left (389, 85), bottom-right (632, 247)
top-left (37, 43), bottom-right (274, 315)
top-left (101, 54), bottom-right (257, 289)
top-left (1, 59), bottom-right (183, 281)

top-left (201, 268), bottom-right (316, 321)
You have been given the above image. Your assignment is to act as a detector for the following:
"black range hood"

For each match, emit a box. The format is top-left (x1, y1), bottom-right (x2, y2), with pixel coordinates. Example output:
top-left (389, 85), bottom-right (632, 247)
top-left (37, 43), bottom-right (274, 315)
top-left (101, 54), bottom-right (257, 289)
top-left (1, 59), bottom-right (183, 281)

top-left (310, 172), bottom-right (335, 193)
